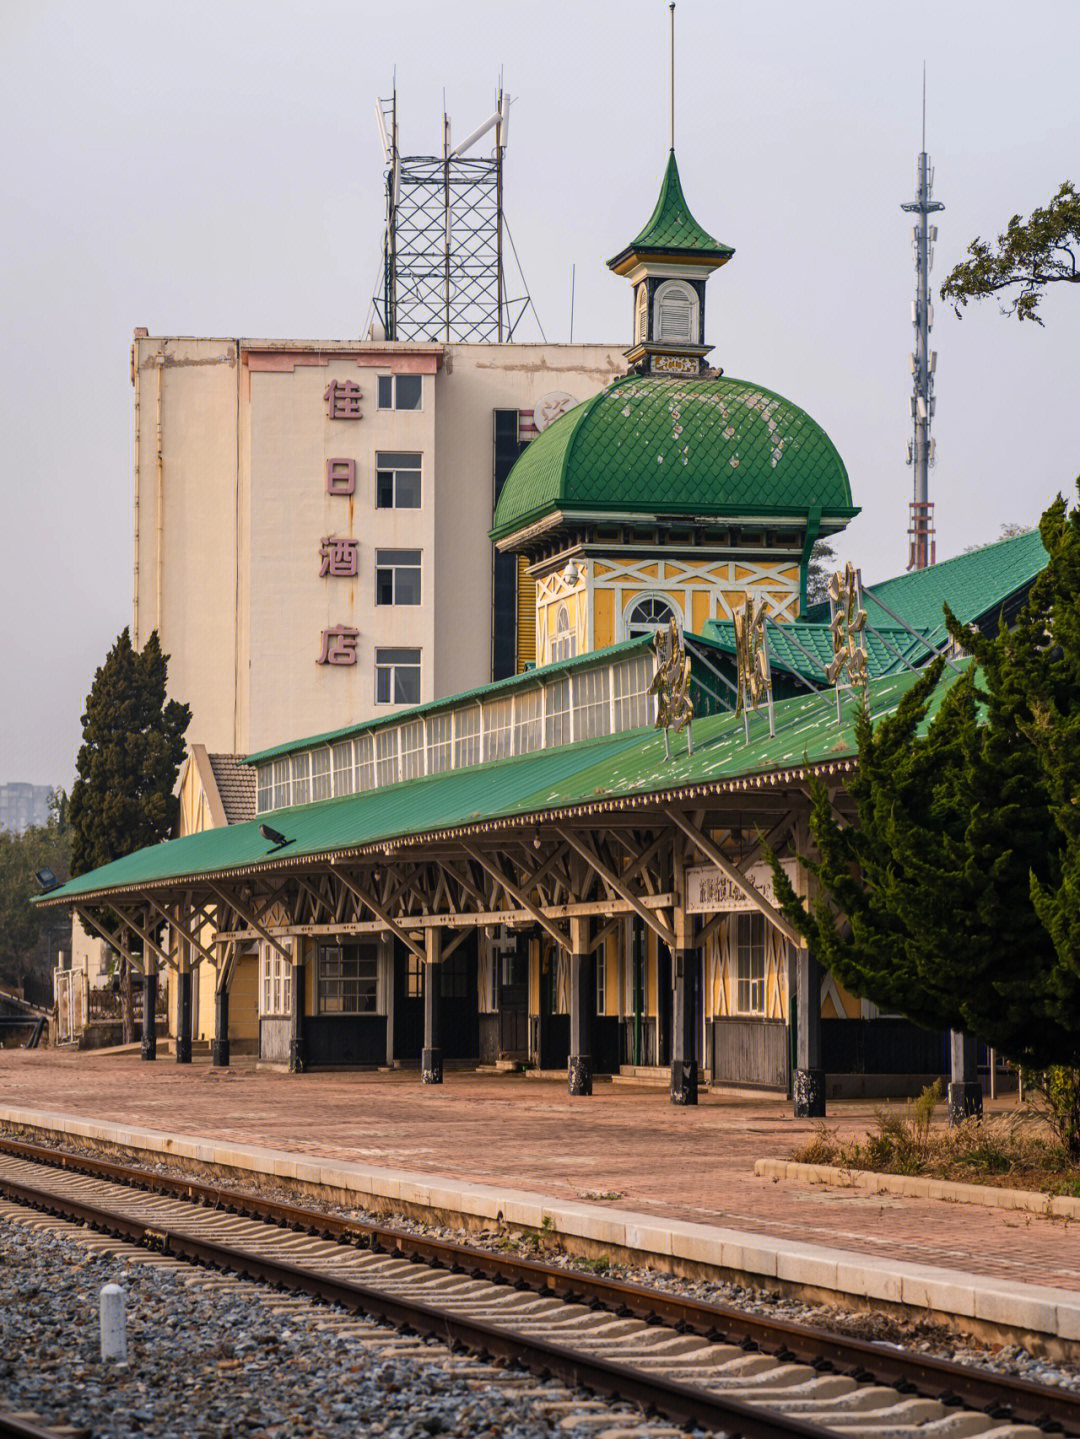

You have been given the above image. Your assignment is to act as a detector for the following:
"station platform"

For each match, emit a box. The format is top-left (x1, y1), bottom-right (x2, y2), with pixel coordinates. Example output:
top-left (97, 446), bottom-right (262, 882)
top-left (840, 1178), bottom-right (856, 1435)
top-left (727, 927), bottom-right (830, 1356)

top-left (2, 1049), bottom-right (1076, 1350)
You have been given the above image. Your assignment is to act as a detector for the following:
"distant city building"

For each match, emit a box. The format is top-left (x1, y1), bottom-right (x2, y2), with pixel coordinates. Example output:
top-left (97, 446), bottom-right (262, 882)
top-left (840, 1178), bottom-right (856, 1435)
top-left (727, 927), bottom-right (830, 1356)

top-left (0, 782), bottom-right (54, 834)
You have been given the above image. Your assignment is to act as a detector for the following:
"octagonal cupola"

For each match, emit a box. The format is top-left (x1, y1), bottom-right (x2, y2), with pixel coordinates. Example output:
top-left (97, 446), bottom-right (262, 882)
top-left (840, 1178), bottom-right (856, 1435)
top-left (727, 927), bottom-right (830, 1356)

top-left (607, 151), bottom-right (734, 378)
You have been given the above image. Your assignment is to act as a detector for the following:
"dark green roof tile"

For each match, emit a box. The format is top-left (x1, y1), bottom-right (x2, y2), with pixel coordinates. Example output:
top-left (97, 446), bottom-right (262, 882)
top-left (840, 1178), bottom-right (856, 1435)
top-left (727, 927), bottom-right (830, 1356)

top-left (491, 374), bottom-right (857, 541)
top-left (609, 151), bottom-right (733, 263)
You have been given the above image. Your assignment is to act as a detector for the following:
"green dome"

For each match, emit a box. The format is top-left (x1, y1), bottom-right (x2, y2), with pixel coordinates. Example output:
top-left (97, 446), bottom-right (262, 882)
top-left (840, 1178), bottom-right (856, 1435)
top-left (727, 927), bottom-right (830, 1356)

top-left (491, 375), bottom-right (856, 542)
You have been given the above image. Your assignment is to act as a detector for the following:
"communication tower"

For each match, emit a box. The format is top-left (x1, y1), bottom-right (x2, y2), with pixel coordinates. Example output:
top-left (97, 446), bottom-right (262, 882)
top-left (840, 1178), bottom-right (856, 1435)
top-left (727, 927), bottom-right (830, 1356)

top-left (900, 74), bottom-right (944, 570)
top-left (373, 85), bottom-right (530, 343)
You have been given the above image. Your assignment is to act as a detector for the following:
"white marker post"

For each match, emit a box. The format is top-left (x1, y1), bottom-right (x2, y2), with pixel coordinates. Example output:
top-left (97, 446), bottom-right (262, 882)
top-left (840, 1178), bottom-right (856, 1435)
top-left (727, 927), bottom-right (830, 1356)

top-left (100, 1284), bottom-right (127, 1361)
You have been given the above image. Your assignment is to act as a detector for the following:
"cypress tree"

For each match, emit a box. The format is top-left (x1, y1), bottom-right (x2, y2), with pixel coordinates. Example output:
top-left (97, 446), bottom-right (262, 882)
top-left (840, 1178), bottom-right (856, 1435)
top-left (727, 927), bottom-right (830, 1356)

top-left (772, 485), bottom-right (1080, 1069)
top-left (68, 629), bottom-right (191, 877)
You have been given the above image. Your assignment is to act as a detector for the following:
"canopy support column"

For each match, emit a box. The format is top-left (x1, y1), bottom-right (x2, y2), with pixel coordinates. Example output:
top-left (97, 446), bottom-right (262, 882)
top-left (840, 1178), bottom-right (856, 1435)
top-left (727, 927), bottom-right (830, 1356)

top-left (948, 1030), bottom-right (982, 1125)
top-left (289, 945), bottom-right (305, 1074)
top-left (141, 954), bottom-right (158, 1062)
top-left (671, 856), bottom-right (698, 1105)
top-left (423, 927), bottom-right (442, 1084)
top-left (568, 916), bottom-right (594, 1096)
top-left (176, 968), bottom-right (193, 1065)
top-left (793, 948), bottom-right (825, 1117)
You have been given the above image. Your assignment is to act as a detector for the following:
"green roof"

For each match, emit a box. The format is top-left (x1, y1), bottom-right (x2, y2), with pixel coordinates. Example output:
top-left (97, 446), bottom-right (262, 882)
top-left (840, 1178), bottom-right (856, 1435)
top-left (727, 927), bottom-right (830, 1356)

top-left (491, 375), bottom-right (857, 543)
top-left (699, 619), bottom-right (935, 686)
top-left (608, 151), bottom-right (733, 265)
top-left (41, 664), bottom-right (960, 906)
top-left (245, 636), bottom-right (655, 766)
top-left (804, 529), bottom-right (1049, 640)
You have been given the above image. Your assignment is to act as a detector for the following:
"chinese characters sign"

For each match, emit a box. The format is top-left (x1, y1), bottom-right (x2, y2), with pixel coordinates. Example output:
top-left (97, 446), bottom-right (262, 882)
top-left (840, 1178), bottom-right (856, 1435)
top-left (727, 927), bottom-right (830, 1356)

top-left (317, 627), bottom-right (358, 666)
top-left (685, 858), bottom-right (798, 914)
top-left (323, 381), bottom-right (362, 419)
top-left (319, 537), bottom-right (359, 578)
top-left (326, 459), bottom-right (356, 495)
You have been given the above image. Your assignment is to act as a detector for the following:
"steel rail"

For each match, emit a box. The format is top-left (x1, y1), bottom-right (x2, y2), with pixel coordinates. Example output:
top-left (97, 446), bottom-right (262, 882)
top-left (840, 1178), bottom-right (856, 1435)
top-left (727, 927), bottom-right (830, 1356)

top-left (2, 1137), bottom-right (1078, 1434)
top-left (0, 1413), bottom-right (84, 1439)
top-left (0, 1168), bottom-right (833, 1439)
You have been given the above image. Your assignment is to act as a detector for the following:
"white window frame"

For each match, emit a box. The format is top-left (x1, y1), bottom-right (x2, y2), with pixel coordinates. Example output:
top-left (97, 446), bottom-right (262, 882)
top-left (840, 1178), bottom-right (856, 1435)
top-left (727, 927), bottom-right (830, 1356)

top-left (375, 549), bottom-right (422, 607)
top-left (375, 452), bottom-right (422, 510)
top-left (260, 948), bottom-right (292, 1017)
top-left (551, 603), bottom-right (575, 663)
top-left (375, 648), bottom-right (422, 706)
top-left (376, 374), bottom-right (424, 412)
top-left (624, 592), bottom-right (681, 641)
top-left (653, 279), bottom-right (698, 344)
top-left (316, 942), bottom-right (382, 1015)
top-left (735, 912), bottom-right (768, 1016)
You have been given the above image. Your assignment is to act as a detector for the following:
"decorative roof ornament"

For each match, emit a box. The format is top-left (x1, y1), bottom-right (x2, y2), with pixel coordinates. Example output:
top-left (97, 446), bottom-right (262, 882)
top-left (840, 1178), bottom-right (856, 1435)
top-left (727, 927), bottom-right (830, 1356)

top-left (733, 594), bottom-right (775, 740)
top-left (649, 620), bottom-right (694, 758)
top-left (826, 562), bottom-right (869, 720)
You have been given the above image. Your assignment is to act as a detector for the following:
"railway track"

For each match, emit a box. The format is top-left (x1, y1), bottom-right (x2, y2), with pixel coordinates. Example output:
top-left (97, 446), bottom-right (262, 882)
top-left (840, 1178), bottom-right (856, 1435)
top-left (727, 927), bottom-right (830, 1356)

top-left (0, 1137), bottom-right (1076, 1439)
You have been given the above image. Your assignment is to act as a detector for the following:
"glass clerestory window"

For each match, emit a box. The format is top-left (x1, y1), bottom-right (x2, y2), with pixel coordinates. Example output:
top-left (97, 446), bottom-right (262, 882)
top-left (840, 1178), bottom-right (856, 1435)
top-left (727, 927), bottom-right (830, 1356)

top-left (377, 374), bottom-right (422, 411)
top-left (255, 648), bottom-right (665, 812)
top-left (376, 550), bottom-right (422, 606)
top-left (376, 452), bottom-right (422, 509)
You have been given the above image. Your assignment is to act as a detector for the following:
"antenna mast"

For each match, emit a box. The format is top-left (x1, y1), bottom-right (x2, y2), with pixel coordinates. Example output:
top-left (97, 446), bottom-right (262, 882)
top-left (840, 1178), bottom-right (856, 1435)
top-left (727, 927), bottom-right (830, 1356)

top-left (374, 82), bottom-right (527, 343)
top-left (900, 66), bottom-right (944, 570)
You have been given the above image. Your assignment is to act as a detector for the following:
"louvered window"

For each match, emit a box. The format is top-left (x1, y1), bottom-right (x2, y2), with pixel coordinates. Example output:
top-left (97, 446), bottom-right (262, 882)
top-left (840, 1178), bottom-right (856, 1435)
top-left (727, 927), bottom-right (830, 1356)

top-left (654, 281), bottom-right (697, 343)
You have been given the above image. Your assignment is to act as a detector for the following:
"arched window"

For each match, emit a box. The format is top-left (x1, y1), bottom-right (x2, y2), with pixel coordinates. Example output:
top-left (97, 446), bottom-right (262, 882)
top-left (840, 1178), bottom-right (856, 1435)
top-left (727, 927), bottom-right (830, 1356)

top-left (653, 280), bottom-right (698, 344)
top-left (635, 284), bottom-right (648, 342)
top-left (625, 595), bottom-right (680, 639)
top-left (552, 602), bottom-right (576, 662)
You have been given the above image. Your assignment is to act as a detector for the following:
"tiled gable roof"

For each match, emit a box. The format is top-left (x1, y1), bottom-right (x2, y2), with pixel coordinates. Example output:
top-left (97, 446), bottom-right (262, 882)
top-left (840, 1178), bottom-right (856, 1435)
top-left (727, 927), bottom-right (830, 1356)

top-left (207, 754), bottom-right (256, 825)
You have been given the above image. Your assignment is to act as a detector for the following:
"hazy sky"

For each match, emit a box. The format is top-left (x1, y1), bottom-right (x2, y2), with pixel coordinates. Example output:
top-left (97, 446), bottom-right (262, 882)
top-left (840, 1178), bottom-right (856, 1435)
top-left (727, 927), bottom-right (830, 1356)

top-left (2, 0), bottom-right (1078, 787)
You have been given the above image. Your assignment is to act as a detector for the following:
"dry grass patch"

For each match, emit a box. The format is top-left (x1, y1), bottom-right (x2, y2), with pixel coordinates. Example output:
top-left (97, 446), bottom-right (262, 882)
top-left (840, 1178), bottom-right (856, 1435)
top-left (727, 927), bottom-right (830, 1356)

top-left (794, 1083), bottom-right (1080, 1195)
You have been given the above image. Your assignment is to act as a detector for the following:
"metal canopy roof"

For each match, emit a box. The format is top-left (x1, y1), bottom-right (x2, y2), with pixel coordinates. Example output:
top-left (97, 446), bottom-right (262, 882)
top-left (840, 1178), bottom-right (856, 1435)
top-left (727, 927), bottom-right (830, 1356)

top-left (40, 664), bottom-right (962, 907)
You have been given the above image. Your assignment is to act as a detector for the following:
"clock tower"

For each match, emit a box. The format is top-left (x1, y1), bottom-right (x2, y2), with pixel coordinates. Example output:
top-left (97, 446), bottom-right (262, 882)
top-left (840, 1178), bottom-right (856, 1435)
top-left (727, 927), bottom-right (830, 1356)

top-left (607, 151), bottom-right (734, 378)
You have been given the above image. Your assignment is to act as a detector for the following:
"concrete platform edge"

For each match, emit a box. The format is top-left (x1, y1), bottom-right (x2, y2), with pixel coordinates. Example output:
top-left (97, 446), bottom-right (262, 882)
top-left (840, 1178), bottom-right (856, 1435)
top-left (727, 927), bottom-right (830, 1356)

top-left (4, 1103), bottom-right (1079, 1346)
top-left (754, 1157), bottom-right (1080, 1222)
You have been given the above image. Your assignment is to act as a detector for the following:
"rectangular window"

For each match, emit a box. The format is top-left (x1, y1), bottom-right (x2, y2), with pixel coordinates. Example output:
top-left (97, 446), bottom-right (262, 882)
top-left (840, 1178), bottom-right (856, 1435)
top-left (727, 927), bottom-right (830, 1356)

top-left (291, 751), bottom-right (311, 807)
top-left (482, 695), bottom-right (514, 762)
top-left (272, 758), bottom-right (290, 811)
top-left (545, 676), bottom-right (570, 747)
top-left (355, 733), bottom-right (375, 791)
top-left (440, 951), bottom-right (470, 998)
top-left (426, 711), bottom-right (452, 773)
top-left (400, 720), bottom-right (425, 781)
top-left (310, 747), bottom-right (331, 802)
top-left (256, 764), bottom-right (272, 814)
top-left (376, 452), bottom-right (422, 509)
top-left (736, 913), bottom-right (767, 1015)
top-left (573, 666), bottom-right (610, 740)
top-left (513, 687), bottom-right (543, 755)
top-left (375, 726), bottom-right (399, 786)
top-left (407, 952), bottom-right (423, 999)
top-left (260, 950), bottom-right (292, 1017)
top-left (375, 648), bottom-right (421, 705)
top-left (332, 740), bottom-right (354, 797)
top-left (377, 374), bottom-right (422, 411)
top-left (613, 653), bottom-right (654, 731)
top-left (596, 946), bottom-right (608, 1015)
top-left (317, 943), bottom-right (379, 1014)
top-left (453, 705), bottom-right (480, 768)
top-left (375, 549), bottom-right (422, 606)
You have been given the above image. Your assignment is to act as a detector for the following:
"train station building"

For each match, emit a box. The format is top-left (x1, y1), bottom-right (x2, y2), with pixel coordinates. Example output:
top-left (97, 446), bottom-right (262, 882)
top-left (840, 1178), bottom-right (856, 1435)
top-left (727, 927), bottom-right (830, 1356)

top-left (50, 150), bottom-right (1049, 1111)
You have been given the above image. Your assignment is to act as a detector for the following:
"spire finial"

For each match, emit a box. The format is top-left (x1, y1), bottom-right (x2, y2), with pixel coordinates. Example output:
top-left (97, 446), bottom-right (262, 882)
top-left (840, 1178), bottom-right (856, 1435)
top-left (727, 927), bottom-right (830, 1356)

top-left (669, 2), bottom-right (676, 151)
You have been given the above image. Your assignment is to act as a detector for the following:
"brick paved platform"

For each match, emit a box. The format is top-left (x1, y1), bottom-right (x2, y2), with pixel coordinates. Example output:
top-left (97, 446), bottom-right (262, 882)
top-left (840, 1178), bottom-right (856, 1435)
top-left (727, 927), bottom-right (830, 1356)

top-left (2, 1050), bottom-right (1074, 1336)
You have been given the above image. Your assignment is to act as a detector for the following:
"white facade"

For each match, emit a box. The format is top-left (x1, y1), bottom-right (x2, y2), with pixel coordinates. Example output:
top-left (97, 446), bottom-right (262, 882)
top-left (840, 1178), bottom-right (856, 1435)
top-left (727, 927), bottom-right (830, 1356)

top-left (132, 336), bottom-right (625, 757)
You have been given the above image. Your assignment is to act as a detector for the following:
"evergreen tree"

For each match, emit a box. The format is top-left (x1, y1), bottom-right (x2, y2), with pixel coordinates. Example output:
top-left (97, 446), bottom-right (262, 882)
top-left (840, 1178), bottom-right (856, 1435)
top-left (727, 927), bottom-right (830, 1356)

top-left (771, 486), bottom-right (1080, 1068)
top-left (68, 630), bottom-right (191, 877)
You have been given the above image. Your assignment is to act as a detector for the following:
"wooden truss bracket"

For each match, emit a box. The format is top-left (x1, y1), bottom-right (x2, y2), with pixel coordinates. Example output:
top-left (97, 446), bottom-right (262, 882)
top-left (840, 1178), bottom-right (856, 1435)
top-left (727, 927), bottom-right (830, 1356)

top-left (556, 828), bottom-right (677, 950)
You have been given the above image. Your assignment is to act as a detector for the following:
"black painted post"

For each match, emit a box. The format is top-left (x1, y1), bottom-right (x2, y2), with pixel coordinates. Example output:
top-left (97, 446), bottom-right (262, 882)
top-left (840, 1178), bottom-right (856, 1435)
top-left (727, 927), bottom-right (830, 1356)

top-left (656, 944), bottom-right (672, 1067)
top-left (212, 985), bottom-right (230, 1067)
top-left (289, 952), bottom-right (305, 1073)
top-left (568, 916), bottom-right (594, 1096)
top-left (793, 947), bottom-right (826, 1117)
top-left (176, 969), bottom-right (193, 1064)
top-left (140, 959), bottom-right (157, 1061)
top-left (422, 928), bottom-right (443, 1084)
top-left (948, 1030), bottom-right (982, 1125)
top-left (671, 947), bottom-right (699, 1105)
